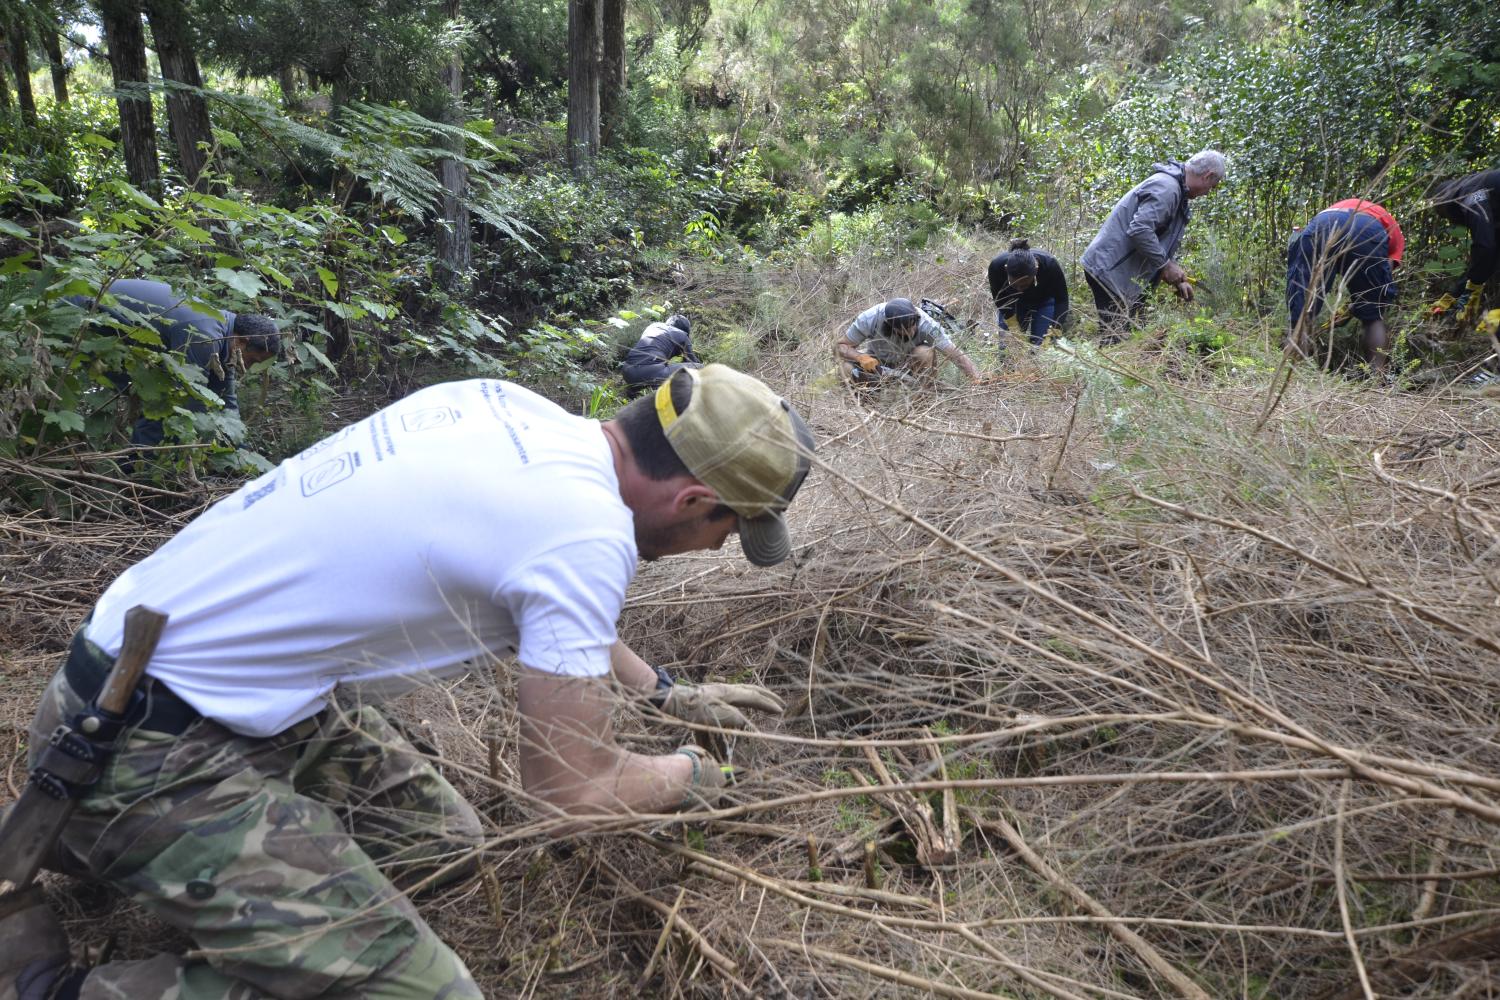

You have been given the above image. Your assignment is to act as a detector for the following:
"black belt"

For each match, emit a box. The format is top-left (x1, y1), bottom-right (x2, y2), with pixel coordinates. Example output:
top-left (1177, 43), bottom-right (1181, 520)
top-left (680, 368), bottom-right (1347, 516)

top-left (63, 628), bottom-right (201, 736)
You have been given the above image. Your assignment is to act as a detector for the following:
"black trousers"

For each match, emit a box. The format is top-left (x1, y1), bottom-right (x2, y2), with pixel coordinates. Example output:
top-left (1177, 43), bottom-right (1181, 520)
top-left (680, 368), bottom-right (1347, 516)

top-left (1084, 271), bottom-right (1141, 344)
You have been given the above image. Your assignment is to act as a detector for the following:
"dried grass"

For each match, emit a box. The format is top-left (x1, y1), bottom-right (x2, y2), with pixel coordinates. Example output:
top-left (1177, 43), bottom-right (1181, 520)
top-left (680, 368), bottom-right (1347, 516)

top-left (6, 248), bottom-right (1500, 997)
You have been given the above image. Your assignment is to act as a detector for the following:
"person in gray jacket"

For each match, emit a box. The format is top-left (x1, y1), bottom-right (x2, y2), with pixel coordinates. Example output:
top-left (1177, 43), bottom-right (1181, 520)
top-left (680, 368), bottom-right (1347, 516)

top-left (1080, 150), bottom-right (1227, 342)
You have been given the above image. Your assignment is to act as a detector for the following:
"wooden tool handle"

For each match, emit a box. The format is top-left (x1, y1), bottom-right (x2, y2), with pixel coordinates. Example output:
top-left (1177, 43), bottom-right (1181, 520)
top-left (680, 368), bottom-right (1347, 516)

top-left (97, 605), bottom-right (169, 714)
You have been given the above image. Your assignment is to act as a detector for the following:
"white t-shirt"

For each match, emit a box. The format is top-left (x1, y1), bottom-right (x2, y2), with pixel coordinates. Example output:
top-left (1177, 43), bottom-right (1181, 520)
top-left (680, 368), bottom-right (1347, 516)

top-left (87, 380), bottom-right (637, 737)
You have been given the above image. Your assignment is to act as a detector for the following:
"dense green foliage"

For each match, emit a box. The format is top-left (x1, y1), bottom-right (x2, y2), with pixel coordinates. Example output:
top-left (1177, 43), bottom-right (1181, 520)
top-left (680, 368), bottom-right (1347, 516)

top-left (0, 0), bottom-right (1496, 490)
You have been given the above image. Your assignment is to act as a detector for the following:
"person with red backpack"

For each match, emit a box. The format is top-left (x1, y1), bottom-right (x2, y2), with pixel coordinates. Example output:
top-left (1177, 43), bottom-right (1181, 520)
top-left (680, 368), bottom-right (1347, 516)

top-left (1286, 199), bottom-right (1402, 377)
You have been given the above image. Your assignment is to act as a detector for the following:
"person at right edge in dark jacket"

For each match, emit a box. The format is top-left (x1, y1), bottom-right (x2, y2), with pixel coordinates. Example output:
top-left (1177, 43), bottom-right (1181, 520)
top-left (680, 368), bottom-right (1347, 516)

top-left (1080, 150), bottom-right (1227, 343)
top-left (988, 239), bottom-right (1070, 348)
top-left (1428, 168), bottom-right (1500, 329)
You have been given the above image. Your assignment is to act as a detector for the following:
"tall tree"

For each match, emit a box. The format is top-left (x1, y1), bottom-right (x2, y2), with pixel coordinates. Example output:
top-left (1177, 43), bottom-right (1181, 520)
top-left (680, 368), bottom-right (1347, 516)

top-left (0, 30), bottom-right (10, 110)
top-left (97, 0), bottom-right (160, 191)
top-left (566, 0), bottom-right (600, 172)
top-left (40, 24), bottom-right (68, 103)
top-left (143, 0), bottom-right (213, 187)
top-left (29, 0), bottom-right (76, 104)
top-left (599, 0), bottom-right (624, 147)
top-left (3, 15), bottom-right (38, 124)
top-left (435, 0), bottom-right (470, 289)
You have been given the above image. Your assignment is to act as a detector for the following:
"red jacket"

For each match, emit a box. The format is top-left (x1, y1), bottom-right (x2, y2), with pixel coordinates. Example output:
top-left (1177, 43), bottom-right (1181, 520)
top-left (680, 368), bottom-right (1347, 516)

top-left (1328, 199), bottom-right (1404, 264)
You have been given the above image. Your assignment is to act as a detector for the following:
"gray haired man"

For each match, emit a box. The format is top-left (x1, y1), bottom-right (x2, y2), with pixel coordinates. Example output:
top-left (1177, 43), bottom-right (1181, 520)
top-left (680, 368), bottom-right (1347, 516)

top-left (1081, 150), bottom-right (1227, 342)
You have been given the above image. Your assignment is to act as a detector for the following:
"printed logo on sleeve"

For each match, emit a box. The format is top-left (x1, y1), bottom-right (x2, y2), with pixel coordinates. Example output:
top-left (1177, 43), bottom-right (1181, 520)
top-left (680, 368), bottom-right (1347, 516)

top-left (301, 452), bottom-right (361, 497)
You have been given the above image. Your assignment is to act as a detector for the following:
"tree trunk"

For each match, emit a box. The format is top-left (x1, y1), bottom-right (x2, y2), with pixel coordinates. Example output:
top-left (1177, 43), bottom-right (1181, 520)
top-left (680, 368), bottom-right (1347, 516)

top-left (143, 0), bottom-right (213, 188)
top-left (599, 0), bottom-right (625, 147)
top-left (435, 0), bottom-right (471, 292)
top-left (41, 26), bottom-right (67, 104)
top-left (0, 30), bottom-right (13, 111)
top-left (5, 18), bottom-right (38, 124)
top-left (278, 63), bottom-right (299, 108)
top-left (566, 0), bottom-right (601, 173)
top-left (98, 0), bottom-right (160, 192)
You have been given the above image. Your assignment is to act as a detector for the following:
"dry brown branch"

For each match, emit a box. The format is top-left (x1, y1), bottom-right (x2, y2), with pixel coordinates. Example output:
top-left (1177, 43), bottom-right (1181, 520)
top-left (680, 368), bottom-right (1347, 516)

top-left (858, 744), bottom-right (956, 866)
top-left (963, 807), bottom-right (1211, 1000)
top-left (1333, 780), bottom-right (1375, 1000)
top-left (1318, 922), bottom-right (1500, 1000)
top-left (1131, 487), bottom-right (1500, 658)
top-left (589, 851), bottom-right (747, 991)
top-left (757, 937), bottom-right (1040, 999)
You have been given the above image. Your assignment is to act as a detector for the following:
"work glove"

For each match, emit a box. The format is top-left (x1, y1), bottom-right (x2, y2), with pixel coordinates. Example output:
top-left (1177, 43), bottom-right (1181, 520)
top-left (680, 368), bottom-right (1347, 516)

top-left (1323, 308), bottom-right (1353, 332)
top-left (662, 682), bottom-right (785, 731)
top-left (855, 353), bottom-right (881, 373)
top-left (1458, 282), bottom-right (1486, 326)
top-left (1158, 260), bottom-right (1187, 286)
top-left (1174, 280), bottom-right (1195, 303)
top-left (1478, 309), bottom-right (1500, 340)
top-left (1004, 314), bottom-right (1022, 335)
top-left (675, 745), bottom-right (733, 809)
top-left (1430, 292), bottom-right (1459, 317)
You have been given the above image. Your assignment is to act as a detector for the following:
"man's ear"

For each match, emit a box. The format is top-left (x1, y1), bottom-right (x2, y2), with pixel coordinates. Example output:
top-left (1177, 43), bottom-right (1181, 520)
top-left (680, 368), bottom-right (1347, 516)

top-left (671, 482), bottom-right (719, 515)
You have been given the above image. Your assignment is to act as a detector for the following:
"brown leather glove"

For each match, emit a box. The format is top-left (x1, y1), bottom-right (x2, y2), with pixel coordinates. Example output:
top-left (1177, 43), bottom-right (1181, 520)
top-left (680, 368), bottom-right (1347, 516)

top-left (855, 353), bottom-right (881, 373)
top-left (675, 745), bottom-right (732, 810)
top-left (662, 682), bottom-right (785, 731)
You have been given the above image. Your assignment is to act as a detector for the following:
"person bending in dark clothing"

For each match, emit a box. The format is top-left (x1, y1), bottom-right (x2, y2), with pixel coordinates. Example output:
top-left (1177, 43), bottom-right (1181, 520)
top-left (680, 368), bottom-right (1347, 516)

top-left (622, 314), bottom-right (701, 397)
top-left (988, 239), bottom-right (1070, 347)
top-left (64, 278), bottom-right (282, 446)
top-left (1286, 204), bottom-right (1399, 378)
top-left (1429, 168), bottom-right (1500, 327)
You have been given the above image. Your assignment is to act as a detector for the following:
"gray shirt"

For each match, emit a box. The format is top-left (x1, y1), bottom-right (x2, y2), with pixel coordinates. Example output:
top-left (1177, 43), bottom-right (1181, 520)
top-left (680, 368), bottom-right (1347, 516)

top-left (843, 302), bottom-right (954, 366)
top-left (64, 278), bottom-right (239, 407)
top-left (1081, 161), bottom-right (1191, 305)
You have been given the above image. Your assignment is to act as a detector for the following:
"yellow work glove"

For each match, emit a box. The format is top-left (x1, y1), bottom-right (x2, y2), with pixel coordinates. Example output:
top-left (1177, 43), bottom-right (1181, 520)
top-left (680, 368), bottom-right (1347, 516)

top-left (1478, 309), bottom-right (1500, 340)
top-left (1004, 314), bottom-right (1022, 335)
top-left (675, 745), bottom-right (733, 810)
top-left (855, 353), bottom-right (881, 373)
top-left (1458, 282), bottom-right (1486, 326)
top-left (661, 682), bottom-right (785, 731)
top-left (1321, 308), bottom-right (1353, 333)
top-left (1430, 292), bottom-right (1458, 316)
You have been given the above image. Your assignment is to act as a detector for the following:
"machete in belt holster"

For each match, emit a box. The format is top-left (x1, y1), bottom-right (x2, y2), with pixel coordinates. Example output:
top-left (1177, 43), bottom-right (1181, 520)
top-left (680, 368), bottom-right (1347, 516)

top-left (0, 606), bottom-right (168, 898)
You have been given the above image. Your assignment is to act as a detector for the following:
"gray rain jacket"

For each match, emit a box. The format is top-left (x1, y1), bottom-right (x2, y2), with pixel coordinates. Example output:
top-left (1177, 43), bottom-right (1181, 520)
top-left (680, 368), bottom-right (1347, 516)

top-left (1081, 161), bottom-right (1191, 305)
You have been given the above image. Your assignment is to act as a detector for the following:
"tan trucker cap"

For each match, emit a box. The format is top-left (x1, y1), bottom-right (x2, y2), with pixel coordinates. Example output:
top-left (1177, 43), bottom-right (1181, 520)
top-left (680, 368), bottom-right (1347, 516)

top-left (654, 364), bottom-right (815, 566)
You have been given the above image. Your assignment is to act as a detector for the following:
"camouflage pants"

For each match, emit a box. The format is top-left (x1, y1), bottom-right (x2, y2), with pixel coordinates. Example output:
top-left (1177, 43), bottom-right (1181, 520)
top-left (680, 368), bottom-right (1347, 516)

top-left (27, 654), bottom-right (486, 1000)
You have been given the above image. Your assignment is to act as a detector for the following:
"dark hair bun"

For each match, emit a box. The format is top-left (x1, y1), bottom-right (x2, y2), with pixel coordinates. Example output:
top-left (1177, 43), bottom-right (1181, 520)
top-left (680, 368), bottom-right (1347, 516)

top-left (1008, 238), bottom-right (1031, 251)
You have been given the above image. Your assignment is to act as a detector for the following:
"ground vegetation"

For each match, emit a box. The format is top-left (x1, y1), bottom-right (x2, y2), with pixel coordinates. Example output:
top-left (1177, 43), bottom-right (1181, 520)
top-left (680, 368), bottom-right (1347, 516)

top-left (2, 0), bottom-right (1500, 994)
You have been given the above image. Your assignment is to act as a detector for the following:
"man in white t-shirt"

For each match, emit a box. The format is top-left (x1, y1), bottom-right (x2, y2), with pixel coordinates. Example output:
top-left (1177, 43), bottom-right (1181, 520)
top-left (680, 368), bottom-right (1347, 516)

top-left (6, 365), bottom-right (814, 1000)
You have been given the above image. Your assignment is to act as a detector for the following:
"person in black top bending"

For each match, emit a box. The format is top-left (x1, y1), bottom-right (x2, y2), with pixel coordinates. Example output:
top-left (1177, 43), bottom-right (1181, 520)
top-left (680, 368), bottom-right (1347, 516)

top-left (987, 239), bottom-right (1070, 347)
top-left (622, 314), bottom-right (701, 397)
top-left (1429, 168), bottom-right (1500, 328)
